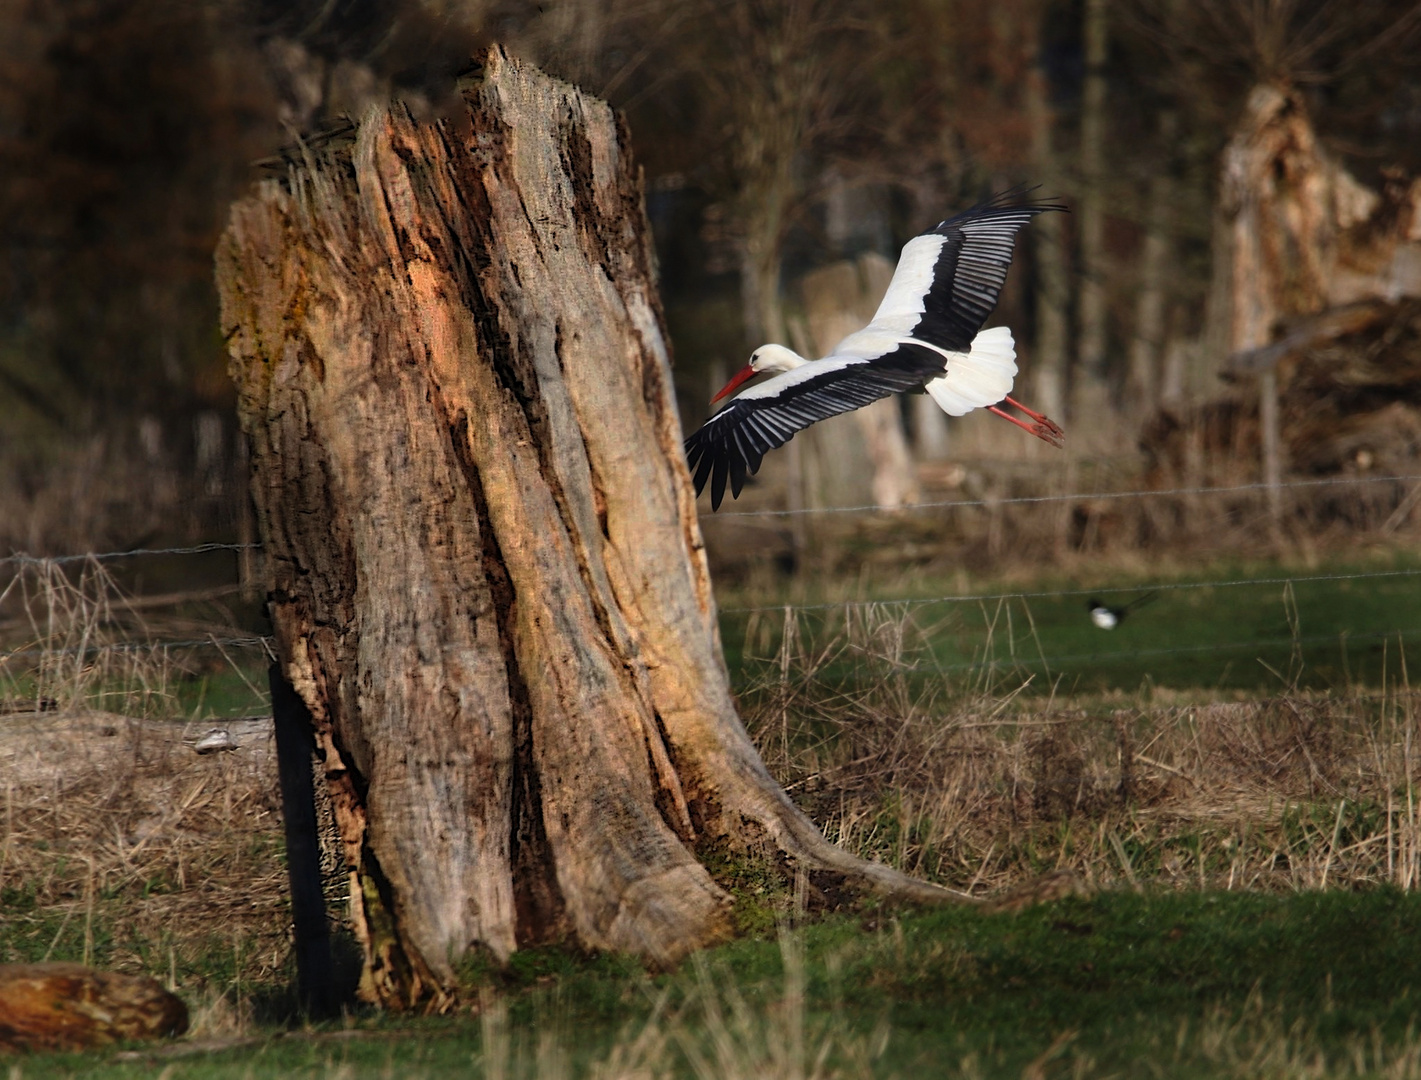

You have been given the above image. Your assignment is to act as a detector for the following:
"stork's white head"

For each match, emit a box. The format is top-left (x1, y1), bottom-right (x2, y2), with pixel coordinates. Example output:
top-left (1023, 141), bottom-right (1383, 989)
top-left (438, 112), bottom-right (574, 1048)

top-left (711, 344), bottom-right (808, 403)
top-left (748, 344), bottom-right (807, 374)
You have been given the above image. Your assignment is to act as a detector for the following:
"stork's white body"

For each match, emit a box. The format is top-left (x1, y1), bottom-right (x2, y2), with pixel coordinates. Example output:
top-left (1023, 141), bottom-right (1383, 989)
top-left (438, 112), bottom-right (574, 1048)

top-left (734, 325), bottom-right (1018, 417)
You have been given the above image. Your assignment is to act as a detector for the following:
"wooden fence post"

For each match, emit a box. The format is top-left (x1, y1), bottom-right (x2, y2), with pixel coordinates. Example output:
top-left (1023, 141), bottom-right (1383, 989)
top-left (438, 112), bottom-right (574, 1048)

top-left (1260, 370), bottom-right (1283, 538)
top-left (269, 664), bottom-right (335, 1017)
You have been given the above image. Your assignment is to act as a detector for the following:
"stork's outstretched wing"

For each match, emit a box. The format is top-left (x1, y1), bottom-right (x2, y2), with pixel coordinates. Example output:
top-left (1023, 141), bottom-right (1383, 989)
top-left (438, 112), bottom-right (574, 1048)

top-left (836, 189), bottom-right (1066, 361)
top-left (684, 348), bottom-right (941, 511)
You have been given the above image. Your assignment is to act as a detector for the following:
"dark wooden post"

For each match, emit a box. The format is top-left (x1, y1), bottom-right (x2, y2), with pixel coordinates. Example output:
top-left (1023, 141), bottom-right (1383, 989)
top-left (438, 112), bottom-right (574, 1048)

top-left (269, 664), bottom-right (335, 1017)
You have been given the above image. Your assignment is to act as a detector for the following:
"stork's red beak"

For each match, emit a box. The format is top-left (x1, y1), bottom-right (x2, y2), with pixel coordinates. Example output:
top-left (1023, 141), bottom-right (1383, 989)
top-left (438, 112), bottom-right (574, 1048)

top-left (710, 363), bottom-right (758, 404)
top-left (987, 395), bottom-right (1065, 448)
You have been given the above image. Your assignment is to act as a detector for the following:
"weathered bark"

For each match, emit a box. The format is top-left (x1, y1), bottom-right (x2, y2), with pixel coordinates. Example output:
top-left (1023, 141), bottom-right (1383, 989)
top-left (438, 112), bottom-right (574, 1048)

top-left (215, 48), bottom-right (959, 1009)
top-left (801, 255), bottom-right (919, 509)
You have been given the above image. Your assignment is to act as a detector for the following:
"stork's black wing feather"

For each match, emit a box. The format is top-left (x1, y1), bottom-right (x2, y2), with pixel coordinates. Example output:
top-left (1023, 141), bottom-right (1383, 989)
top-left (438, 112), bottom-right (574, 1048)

top-left (862, 189), bottom-right (1065, 359)
top-left (684, 347), bottom-right (941, 510)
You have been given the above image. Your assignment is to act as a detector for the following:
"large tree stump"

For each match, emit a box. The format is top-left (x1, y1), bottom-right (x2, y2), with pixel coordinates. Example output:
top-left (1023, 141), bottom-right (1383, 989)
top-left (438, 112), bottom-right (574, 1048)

top-left (215, 46), bottom-right (957, 1009)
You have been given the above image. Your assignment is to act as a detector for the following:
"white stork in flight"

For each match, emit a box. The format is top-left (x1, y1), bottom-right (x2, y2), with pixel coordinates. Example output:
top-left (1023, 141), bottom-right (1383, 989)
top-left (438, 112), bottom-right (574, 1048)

top-left (685, 189), bottom-right (1066, 510)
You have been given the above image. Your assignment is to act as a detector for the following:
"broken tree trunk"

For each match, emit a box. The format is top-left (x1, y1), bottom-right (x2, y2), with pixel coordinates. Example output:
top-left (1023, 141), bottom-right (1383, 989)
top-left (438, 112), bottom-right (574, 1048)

top-left (1212, 84), bottom-right (1421, 359)
top-left (1208, 83), bottom-right (1421, 528)
top-left (215, 47), bottom-right (957, 1010)
top-left (800, 255), bottom-right (920, 509)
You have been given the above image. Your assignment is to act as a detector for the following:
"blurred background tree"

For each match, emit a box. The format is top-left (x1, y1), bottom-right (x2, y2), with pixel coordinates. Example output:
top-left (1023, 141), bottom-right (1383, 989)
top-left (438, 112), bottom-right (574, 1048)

top-left (3, 0), bottom-right (1421, 567)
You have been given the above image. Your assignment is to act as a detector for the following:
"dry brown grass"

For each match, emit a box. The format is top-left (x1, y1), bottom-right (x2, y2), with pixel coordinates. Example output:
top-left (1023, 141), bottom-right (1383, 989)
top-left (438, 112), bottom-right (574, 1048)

top-left (739, 605), bottom-right (1421, 899)
top-left (0, 557), bottom-right (298, 1030)
top-left (0, 556), bottom-right (187, 717)
top-left (0, 711), bottom-right (295, 1032)
top-left (0, 555), bottom-right (265, 716)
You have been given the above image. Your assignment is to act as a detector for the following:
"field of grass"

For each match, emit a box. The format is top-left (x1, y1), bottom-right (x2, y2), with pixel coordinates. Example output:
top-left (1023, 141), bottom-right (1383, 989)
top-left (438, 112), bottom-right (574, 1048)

top-left (114, 546), bottom-right (1421, 723)
top-left (159, 549), bottom-right (1421, 723)
top-left (719, 549), bottom-right (1421, 698)
top-left (12, 890), bottom-right (1421, 1078)
top-left (124, 547), bottom-right (1421, 724)
top-left (4, 546), bottom-right (1421, 1077)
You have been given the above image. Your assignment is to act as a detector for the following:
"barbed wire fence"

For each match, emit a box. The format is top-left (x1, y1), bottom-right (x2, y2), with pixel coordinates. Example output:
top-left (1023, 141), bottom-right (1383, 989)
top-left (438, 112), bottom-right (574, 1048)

top-left (706, 472), bottom-right (1421, 520)
top-left (1, 471), bottom-right (1418, 709)
top-left (0, 541), bottom-right (260, 567)
top-left (2, 472), bottom-right (1416, 567)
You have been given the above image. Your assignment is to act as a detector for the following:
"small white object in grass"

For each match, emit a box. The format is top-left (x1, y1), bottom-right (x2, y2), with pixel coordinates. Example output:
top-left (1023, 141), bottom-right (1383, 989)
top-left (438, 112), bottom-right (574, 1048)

top-left (1087, 591), bottom-right (1158, 629)
top-left (192, 728), bottom-right (237, 754)
top-left (1089, 604), bottom-right (1119, 630)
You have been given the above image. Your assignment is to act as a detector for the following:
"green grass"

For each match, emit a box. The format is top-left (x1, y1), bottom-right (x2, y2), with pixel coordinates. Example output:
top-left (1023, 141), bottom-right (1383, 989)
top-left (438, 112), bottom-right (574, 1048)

top-left (1, 660), bottom-right (271, 721)
top-left (720, 550), bottom-right (1421, 697)
top-left (14, 889), bottom-right (1421, 1077)
top-left (142, 546), bottom-right (1421, 718)
top-left (169, 662), bottom-right (272, 720)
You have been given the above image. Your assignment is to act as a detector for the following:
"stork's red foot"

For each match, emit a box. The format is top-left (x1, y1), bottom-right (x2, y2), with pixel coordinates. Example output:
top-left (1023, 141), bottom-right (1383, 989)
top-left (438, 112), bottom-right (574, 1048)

top-left (988, 395), bottom-right (1065, 448)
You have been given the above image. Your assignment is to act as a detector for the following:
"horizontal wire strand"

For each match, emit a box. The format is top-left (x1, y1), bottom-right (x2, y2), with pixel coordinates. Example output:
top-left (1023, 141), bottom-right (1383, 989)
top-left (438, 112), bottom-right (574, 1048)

top-left (9, 624), bottom-right (1413, 672)
top-left (0, 542), bottom-right (259, 567)
top-left (0, 635), bottom-right (270, 662)
top-left (706, 472), bottom-right (1421, 519)
top-left (1, 474), bottom-right (1418, 566)
top-left (731, 627), bottom-right (1418, 685)
top-left (0, 478), bottom-right (1416, 675)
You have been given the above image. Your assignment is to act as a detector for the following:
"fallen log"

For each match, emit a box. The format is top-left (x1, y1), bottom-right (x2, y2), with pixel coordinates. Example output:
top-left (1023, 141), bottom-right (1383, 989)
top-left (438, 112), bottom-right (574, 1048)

top-left (0, 963), bottom-right (188, 1052)
top-left (1222, 300), bottom-right (1393, 378)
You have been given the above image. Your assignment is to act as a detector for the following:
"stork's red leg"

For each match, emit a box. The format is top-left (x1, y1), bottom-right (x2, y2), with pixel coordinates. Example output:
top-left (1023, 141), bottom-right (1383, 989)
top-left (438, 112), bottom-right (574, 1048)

top-left (989, 396), bottom-right (1065, 448)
